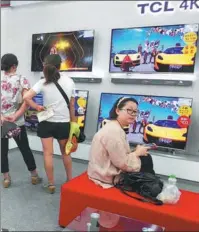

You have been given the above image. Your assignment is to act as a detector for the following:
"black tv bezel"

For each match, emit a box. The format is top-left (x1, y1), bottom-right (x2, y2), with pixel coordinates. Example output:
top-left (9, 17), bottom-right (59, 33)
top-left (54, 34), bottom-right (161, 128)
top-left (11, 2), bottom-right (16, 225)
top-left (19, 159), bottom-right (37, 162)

top-left (31, 29), bottom-right (95, 72)
top-left (109, 23), bottom-right (199, 74)
top-left (75, 89), bottom-right (89, 133)
top-left (96, 92), bottom-right (193, 151)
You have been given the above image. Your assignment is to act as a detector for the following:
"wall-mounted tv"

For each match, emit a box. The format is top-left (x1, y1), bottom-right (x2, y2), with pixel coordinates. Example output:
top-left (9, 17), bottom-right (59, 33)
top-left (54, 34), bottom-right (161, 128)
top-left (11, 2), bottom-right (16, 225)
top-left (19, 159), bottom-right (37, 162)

top-left (25, 90), bottom-right (89, 133)
top-left (97, 93), bottom-right (193, 150)
top-left (109, 24), bottom-right (198, 73)
top-left (31, 30), bottom-right (95, 72)
top-left (74, 90), bottom-right (89, 133)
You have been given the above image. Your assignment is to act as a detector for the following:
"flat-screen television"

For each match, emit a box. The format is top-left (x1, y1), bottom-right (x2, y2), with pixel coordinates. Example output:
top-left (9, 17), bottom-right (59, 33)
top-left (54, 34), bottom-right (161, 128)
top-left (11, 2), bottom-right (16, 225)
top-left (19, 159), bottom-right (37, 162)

top-left (74, 90), bottom-right (89, 133)
top-left (31, 30), bottom-right (95, 72)
top-left (109, 24), bottom-right (198, 73)
top-left (97, 93), bottom-right (193, 150)
top-left (25, 90), bottom-right (89, 133)
top-left (25, 93), bottom-right (43, 131)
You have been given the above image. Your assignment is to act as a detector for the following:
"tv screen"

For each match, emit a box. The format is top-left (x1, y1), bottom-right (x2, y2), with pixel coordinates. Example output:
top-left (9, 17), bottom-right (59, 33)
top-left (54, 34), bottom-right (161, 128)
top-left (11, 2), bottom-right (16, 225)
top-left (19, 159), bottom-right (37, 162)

top-left (31, 30), bottom-right (94, 72)
top-left (25, 93), bottom-right (43, 131)
top-left (25, 90), bottom-right (89, 132)
top-left (74, 90), bottom-right (89, 132)
top-left (97, 93), bottom-right (193, 150)
top-left (109, 24), bottom-right (198, 73)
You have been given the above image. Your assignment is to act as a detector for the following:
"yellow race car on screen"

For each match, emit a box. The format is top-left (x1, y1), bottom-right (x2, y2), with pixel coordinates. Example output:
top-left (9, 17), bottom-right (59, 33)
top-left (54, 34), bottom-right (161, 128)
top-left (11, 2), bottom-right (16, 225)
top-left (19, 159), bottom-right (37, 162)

top-left (113, 50), bottom-right (141, 67)
top-left (154, 46), bottom-right (195, 72)
top-left (143, 119), bottom-right (187, 149)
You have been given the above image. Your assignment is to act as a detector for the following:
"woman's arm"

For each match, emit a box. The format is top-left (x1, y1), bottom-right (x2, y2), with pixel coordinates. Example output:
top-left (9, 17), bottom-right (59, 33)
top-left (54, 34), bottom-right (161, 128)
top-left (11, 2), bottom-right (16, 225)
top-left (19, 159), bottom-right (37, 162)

top-left (69, 97), bottom-right (77, 122)
top-left (103, 136), bottom-right (150, 172)
top-left (69, 80), bottom-right (77, 122)
top-left (5, 89), bottom-right (43, 122)
top-left (1, 115), bottom-right (5, 124)
top-left (102, 135), bottom-right (141, 172)
top-left (23, 89), bottom-right (44, 111)
top-left (4, 103), bottom-right (28, 123)
top-left (23, 79), bottom-right (45, 111)
top-left (15, 101), bottom-right (28, 118)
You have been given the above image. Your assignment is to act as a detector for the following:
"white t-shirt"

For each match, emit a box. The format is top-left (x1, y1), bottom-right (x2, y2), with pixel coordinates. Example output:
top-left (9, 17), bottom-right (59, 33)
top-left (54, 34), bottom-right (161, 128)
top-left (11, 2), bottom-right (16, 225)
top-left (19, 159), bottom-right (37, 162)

top-left (32, 73), bottom-right (75, 122)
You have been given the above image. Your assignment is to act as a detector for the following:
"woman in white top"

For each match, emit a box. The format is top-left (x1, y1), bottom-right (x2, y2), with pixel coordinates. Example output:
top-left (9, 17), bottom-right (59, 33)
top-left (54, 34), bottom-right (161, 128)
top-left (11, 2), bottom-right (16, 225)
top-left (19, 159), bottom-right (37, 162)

top-left (24, 54), bottom-right (76, 193)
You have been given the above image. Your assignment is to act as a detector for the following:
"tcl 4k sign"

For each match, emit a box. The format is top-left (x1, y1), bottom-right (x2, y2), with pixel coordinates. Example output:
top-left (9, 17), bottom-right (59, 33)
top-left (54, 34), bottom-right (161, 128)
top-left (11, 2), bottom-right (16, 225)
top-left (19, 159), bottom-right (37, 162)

top-left (136, 0), bottom-right (199, 15)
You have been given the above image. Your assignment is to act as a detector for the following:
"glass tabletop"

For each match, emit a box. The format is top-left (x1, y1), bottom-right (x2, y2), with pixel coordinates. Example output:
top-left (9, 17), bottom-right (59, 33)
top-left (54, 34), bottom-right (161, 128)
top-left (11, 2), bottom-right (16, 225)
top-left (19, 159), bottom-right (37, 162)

top-left (65, 207), bottom-right (165, 231)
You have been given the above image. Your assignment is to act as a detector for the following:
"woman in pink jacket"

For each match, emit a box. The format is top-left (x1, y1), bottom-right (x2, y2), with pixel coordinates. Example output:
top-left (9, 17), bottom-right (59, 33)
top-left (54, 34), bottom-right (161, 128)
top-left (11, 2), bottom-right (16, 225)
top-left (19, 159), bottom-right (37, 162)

top-left (88, 97), bottom-right (155, 188)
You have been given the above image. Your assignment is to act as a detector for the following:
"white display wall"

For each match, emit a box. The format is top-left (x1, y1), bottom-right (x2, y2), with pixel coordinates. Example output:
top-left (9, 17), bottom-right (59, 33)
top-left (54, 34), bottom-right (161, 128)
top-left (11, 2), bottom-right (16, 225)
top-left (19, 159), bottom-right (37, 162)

top-left (2, 1), bottom-right (199, 182)
top-left (9, 136), bottom-right (199, 182)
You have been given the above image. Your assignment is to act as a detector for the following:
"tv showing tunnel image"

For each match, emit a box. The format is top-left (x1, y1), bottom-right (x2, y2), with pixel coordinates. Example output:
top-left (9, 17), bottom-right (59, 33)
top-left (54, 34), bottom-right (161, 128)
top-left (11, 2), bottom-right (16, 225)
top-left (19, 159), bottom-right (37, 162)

top-left (97, 93), bottom-right (193, 150)
top-left (25, 90), bottom-right (89, 132)
top-left (31, 30), bottom-right (95, 72)
top-left (109, 24), bottom-right (198, 73)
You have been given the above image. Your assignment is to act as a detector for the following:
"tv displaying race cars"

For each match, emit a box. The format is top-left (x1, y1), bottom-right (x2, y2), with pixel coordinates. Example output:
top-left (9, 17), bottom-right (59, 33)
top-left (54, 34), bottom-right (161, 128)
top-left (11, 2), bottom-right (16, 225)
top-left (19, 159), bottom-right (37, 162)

top-left (109, 24), bottom-right (198, 73)
top-left (31, 30), bottom-right (94, 72)
top-left (25, 90), bottom-right (89, 132)
top-left (97, 93), bottom-right (193, 150)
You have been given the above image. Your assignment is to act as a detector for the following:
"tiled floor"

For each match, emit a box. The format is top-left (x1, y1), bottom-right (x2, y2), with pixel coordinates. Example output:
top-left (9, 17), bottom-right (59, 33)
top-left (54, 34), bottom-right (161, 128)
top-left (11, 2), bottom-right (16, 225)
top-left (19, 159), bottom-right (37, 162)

top-left (1, 149), bottom-right (199, 231)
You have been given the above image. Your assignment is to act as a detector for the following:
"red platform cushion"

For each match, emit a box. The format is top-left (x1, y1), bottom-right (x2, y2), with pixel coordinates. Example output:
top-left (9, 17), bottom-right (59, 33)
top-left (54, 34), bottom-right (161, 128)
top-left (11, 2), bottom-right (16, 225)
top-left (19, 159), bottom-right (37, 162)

top-left (59, 172), bottom-right (199, 231)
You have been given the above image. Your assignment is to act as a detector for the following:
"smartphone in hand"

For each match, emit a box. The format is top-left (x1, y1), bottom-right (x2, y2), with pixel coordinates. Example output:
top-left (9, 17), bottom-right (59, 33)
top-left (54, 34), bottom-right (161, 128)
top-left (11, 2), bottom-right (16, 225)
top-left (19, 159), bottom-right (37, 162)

top-left (146, 143), bottom-right (157, 150)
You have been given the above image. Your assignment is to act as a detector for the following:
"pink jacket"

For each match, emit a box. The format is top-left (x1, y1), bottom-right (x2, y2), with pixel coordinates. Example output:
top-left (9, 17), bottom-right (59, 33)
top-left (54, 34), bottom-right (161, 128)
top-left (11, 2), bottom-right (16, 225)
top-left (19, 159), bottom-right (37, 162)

top-left (87, 121), bottom-right (141, 188)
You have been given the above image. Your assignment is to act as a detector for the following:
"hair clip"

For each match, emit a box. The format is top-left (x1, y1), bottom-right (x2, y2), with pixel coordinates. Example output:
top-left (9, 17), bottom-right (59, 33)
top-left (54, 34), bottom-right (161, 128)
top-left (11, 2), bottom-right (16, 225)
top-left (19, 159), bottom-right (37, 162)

top-left (117, 97), bottom-right (128, 107)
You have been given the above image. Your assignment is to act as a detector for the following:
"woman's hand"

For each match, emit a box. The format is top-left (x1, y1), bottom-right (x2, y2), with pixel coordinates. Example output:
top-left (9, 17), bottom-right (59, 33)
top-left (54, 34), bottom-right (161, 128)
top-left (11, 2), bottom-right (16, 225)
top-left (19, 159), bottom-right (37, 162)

top-left (36, 105), bottom-right (45, 112)
top-left (1, 115), bottom-right (5, 125)
top-left (4, 114), bottom-right (17, 123)
top-left (134, 145), bottom-right (150, 157)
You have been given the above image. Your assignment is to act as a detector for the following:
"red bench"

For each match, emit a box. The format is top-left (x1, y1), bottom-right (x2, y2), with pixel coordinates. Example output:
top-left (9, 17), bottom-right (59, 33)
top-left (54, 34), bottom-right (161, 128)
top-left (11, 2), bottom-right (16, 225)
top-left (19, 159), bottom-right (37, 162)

top-left (59, 172), bottom-right (199, 231)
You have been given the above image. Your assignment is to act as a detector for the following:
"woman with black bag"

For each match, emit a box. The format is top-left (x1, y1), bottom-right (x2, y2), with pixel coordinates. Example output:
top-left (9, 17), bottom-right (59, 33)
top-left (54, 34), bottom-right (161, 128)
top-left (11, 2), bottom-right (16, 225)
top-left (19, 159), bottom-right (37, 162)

top-left (1, 53), bottom-right (42, 188)
top-left (88, 97), bottom-right (155, 189)
top-left (23, 54), bottom-right (77, 193)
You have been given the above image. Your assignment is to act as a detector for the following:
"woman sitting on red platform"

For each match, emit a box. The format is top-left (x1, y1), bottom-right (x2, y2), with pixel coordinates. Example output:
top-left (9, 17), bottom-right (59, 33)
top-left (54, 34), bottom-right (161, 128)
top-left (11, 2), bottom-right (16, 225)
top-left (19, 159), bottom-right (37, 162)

top-left (87, 97), bottom-right (155, 188)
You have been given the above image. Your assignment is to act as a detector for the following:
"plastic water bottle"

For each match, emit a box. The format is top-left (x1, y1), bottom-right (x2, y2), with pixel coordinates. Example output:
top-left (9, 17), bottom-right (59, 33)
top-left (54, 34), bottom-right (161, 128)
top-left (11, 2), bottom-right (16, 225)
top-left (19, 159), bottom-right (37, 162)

top-left (157, 174), bottom-right (181, 204)
top-left (166, 175), bottom-right (180, 203)
top-left (168, 175), bottom-right (177, 186)
top-left (168, 175), bottom-right (178, 195)
top-left (89, 213), bottom-right (100, 232)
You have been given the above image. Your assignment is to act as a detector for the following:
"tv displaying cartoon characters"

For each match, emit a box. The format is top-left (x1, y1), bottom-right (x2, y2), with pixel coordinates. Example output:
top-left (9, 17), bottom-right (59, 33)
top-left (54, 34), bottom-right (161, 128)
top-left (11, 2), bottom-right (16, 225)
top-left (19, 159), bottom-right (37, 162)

top-left (31, 30), bottom-right (95, 72)
top-left (97, 93), bottom-right (193, 150)
top-left (109, 24), bottom-right (198, 73)
top-left (25, 90), bottom-right (89, 132)
top-left (74, 90), bottom-right (89, 132)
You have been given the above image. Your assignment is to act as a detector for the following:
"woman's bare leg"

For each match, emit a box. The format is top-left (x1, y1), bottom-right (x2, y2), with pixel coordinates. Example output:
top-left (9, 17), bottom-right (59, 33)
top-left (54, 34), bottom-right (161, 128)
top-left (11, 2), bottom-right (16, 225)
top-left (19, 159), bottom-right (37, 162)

top-left (58, 139), bottom-right (72, 181)
top-left (41, 137), bottom-right (54, 184)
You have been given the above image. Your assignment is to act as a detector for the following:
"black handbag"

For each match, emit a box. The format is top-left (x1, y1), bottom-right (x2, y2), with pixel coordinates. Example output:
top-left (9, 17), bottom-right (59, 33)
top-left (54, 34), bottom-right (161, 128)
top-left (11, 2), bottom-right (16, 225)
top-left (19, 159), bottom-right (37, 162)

top-left (1, 121), bottom-right (21, 139)
top-left (113, 172), bottom-right (164, 205)
top-left (53, 81), bottom-right (86, 143)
